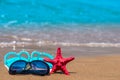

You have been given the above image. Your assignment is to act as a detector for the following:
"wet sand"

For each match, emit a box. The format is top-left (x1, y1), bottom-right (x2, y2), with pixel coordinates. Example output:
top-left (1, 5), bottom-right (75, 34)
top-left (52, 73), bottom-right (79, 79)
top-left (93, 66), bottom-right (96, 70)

top-left (0, 46), bottom-right (120, 80)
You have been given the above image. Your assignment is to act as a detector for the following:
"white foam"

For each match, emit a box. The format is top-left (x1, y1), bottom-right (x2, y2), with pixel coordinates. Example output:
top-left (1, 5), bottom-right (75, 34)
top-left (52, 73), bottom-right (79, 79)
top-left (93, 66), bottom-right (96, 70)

top-left (1, 41), bottom-right (120, 48)
top-left (36, 41), bottom-right (120, 47)
top-left (3, 20), bottom-right (17, 28)
top-left (20, 38), bottom-right (33, 41)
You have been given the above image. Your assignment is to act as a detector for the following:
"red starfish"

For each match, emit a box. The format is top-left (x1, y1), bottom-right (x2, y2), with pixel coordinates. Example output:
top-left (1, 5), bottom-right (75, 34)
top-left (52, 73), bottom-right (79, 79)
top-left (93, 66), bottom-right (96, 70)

top-left (44, 48), bottom-right (75, 75)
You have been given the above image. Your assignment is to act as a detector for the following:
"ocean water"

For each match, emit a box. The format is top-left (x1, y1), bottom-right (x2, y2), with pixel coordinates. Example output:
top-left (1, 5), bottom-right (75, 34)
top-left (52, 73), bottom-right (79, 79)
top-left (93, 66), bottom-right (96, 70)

top-left (0, 0), bottom-right (120, 47)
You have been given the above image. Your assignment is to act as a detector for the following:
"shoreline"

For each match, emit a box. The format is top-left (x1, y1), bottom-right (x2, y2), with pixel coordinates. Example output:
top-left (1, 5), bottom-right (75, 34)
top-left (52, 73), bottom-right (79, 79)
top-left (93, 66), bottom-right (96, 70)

top-left (1, 45), bottom-right (120, 57)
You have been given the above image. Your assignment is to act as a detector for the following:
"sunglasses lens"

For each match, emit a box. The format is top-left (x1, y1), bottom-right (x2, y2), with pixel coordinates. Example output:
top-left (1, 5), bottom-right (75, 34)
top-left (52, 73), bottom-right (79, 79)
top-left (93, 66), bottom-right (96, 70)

top-left (9, 61), bottom-right (26, 74)
top-left (31, 61), bottom-right (49, 75)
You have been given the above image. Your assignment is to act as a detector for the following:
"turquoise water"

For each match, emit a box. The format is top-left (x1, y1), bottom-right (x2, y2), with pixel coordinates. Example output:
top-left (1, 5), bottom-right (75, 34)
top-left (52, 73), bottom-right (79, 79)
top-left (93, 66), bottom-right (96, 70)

top-left (0, 0), bottom-right (120, 23)
top-left (0, 0), bottom-right (120, 45)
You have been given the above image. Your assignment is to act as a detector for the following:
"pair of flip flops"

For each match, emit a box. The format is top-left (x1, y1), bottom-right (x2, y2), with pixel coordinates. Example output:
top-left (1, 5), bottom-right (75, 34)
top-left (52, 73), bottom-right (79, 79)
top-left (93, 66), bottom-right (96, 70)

top-left (4, 50), bottom-right (54, 70)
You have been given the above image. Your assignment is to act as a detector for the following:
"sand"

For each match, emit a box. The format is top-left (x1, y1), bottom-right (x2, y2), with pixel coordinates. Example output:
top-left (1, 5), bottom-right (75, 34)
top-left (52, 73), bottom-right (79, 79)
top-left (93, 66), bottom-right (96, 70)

top-left (0, 46), bottom-right (120, 80)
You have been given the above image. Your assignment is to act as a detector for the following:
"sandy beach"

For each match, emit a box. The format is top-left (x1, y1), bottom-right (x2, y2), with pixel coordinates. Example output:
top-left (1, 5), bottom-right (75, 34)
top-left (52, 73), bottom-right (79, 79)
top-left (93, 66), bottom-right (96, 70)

top-left (0, 46), bottom-right (120, 80)
top-left (0, 0), bottom-right (120, 80)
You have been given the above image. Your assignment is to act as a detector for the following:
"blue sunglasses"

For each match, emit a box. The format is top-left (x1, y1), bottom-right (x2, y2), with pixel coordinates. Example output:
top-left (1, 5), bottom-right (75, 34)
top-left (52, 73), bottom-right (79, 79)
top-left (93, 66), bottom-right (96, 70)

top-left (9, 60), bottom-right (50, 75)
top-left (4, 50), bottom-right (54, 75)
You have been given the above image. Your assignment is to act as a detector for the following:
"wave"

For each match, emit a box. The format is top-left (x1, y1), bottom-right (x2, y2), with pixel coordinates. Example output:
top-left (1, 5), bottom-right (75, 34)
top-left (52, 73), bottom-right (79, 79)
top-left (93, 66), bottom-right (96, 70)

top-left (0, 24), bottom-right (120, 44)
top-left (1, 40), bottom-right (120, 48)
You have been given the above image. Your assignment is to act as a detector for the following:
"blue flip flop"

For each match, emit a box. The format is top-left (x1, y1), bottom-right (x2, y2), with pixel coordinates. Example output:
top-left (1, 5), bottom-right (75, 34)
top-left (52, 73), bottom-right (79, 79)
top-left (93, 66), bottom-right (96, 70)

top-left (4, 51), bottom-right (30, 70)
top-left (4, 50), bottom-right (54, 70)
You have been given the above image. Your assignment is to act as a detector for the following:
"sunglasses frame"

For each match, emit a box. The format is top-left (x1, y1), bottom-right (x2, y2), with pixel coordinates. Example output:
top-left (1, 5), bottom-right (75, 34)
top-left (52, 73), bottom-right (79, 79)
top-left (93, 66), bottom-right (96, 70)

top-left (9, 60), bottom-right (50, 76)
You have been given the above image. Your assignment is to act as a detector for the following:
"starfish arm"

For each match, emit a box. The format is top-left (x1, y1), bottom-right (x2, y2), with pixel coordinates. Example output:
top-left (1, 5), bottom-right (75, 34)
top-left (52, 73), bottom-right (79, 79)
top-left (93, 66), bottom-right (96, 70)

top-left (50, 65), bottom-right (57, 74)
top-left (55, 48), bottom-right (62, 58)
top-left (64, 57), bottom-right (75, 63)
top-left (61, 66), bottom-right (69, 75)
top-left (44, 58), bottom-right (55, 64)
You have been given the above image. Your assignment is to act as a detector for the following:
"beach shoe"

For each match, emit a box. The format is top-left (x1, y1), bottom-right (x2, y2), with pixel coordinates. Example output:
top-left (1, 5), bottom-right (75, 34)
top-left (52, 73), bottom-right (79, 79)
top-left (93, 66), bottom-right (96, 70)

top-left (4, 51), bottom-right (30, 70)
top-left (31, 51), bottom-right (54, 69)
